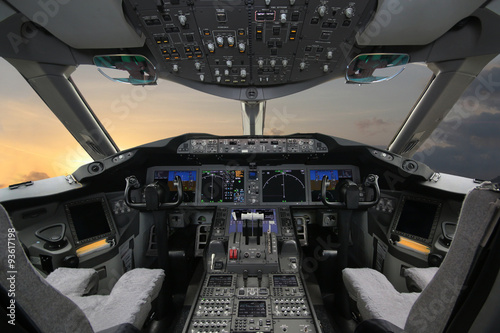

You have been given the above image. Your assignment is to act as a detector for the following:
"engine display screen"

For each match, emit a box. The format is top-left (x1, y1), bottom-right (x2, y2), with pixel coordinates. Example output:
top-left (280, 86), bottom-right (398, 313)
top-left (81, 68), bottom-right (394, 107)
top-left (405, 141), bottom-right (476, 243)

top-left (201, 170), bottom-right (245, 203)
top-left (207, 275), bottom-right (233, 287)
top-left (261, 169), bottom-right (306, 203)
top-left (238, 301), bottom-right (266, 317)
top-left (393, 197), bottom-right (441, 244)
top-left (273, 275), bottom-right (298, 287)
top-left (310, 169), bottom-right (353, 202)
top-left (154, 170), bottom-right (197, 203)
top-left (65, 197), bottom-right (115, 246)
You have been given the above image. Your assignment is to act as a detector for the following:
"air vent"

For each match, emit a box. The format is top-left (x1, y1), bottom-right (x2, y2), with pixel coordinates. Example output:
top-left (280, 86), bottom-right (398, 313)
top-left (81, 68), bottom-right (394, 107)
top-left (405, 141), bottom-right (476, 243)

top-left (87, 162), bottom-right (105, 174)
top-left (402, 160), bottom-right (419, 173)
top-left (401, 139), bottom-right (419, 154)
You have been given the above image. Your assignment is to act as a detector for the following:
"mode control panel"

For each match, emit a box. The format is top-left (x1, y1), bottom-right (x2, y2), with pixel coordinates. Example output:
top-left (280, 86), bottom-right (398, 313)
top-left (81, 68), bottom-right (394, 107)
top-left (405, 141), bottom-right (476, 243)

top-left (177, 137), bottom-right (328, 154)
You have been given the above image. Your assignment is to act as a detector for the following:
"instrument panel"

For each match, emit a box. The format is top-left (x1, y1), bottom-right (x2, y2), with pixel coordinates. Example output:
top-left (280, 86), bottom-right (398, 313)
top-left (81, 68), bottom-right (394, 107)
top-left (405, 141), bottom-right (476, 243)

top-left (147, 164), bottom-right (360, 206)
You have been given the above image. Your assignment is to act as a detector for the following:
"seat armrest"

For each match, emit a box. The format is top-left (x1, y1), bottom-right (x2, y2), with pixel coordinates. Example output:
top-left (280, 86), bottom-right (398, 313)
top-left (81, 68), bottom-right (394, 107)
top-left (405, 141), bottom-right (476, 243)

top-left (403, 267), bottom-right (438, 292)
top-left (46, 267), bottom-right (99, 296)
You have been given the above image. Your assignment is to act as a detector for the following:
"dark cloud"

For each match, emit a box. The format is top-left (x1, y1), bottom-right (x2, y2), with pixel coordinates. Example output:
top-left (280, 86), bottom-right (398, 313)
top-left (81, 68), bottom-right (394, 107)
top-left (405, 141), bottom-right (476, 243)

top-left (356, 117), bottom-right (391, 135)
top-left (22, 171), bottom-right (50, 182)
top-left (268, 128), bottom-right (284, 135)
top-left (415, 112), bottom-right (500, 180)
top-left (452, 66), bottom-right (500, 113)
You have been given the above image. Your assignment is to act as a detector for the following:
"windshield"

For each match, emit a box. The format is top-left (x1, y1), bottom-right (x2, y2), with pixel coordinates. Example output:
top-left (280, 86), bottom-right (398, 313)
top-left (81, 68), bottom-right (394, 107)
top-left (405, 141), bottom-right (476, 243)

top-left (71, 63), bottom-right (432, 149)
top-left (3, 55), bottom-right (498, 189)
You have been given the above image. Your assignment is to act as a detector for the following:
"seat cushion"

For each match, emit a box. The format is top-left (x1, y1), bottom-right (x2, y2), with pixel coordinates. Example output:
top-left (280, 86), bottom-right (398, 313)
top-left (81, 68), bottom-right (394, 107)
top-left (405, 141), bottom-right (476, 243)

top-left (71, 268), bottom-right (165, 332)
top-left (403, 267), bottom-right (438, 292)
top-left (343, 268), bottom-right (419, 329)
top-left (46, 267), bottom-right (99, 296)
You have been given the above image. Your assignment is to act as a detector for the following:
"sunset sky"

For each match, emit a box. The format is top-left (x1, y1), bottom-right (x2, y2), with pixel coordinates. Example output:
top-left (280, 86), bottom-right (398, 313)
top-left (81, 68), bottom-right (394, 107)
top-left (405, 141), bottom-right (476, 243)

top-left (1, 56), bottom-right (499, 188)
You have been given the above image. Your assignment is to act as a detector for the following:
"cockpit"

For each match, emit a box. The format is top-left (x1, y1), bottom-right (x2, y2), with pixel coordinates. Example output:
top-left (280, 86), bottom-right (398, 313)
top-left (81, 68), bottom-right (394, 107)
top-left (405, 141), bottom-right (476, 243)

top-left (1, 1), bottom-right (500, 333)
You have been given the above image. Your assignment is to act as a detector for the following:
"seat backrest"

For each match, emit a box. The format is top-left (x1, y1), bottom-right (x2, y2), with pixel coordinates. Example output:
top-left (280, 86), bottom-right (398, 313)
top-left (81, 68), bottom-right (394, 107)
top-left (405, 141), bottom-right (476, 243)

top-left (405, 185), bottom-right (500, 333)
top-left (0, 204), bottom-right (94, 333)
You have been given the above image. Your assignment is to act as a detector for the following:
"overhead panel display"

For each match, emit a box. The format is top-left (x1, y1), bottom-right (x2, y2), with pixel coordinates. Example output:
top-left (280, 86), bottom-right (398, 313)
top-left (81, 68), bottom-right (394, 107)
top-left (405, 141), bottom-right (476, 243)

top-left (201, 170), bottom-right (245, 203)
top-left (153, 170), bottom-right (197, 202)
top-left (262, 169), bottom-right (306, 203)
top-left (309, 169), bottom-right (353, 202)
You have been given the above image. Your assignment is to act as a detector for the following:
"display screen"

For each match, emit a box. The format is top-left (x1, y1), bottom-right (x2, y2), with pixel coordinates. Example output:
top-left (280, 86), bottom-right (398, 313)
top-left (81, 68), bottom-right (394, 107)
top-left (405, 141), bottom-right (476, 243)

top-left (310, 169), bottom-right (353, 202)
top-left (238, 301), bottom-right (266, 317)
top-left (273, 275), bottom-right (298, 287)
top-left (207, 275), bottom-right (233, 287)
top-left (154, 170), bottom-right (197, 202)
top-left (201, 170), bottom-right (245, 203)
top-left (261, 169), bottom-right (306, 203)
top-left (65, 198), bottom-right (114, 245)
top-left (394, 197), bottom-right (441, 242)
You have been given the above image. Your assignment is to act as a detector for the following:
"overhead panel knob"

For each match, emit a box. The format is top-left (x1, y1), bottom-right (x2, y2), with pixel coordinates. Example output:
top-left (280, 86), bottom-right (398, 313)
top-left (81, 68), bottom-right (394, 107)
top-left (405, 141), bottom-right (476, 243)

top-left (265, 0), bottom-right (271, 5)
top-left (327, 51), bottom-right (333, 59)
top-left (227, 36), bottom-right (235, 47)
top-left (290, 0), bottom-right (295, 5)
top-left (216, 36), bottom-right (224, 47)
top-left (318, 6), bottom-right (327, 17)
top-left (280, 13), bottom-right (287, 24)
top-left (270, 59), bottom-right (276, 68)
top-left (240, 69), bottom-right (247, 78)
top-left (282, 59), bottom-right (288, 67)
top-left (238, 42), bottom-right (246, 53)
top-left (195, 62), bottom-right (202, 70)
top-left (215, 69), bottom-right (220, 76)
top-left (226, 60), bottom-right (233, 68)
top-left (258, 59), bottom-right (264, 68)
top-left (200, 74), bottom-right (205, 82)
top-left (178, 15), bottom-right (187, 26)
top-left (345, 7), bottom-right (354, 18)
top-left (299, 62), bottom-right (306, 70)
top-left (207, 42), bottom-right (215, 52)
top-left (323, 64), bottom-right (329, 72)
top-left (172, 64), bottom-right (179, 72)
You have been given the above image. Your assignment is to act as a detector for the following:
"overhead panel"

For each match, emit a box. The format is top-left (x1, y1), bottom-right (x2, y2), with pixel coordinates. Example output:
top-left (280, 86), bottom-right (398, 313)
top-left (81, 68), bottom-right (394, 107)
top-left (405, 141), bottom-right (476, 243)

top-left (126, 0), bottom-right (376, 87)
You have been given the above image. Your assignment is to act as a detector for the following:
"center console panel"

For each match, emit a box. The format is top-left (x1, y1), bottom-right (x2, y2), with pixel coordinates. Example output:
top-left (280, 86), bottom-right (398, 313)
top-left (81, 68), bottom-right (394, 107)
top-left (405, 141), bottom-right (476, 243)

top-left (184, 207), bottom-right (320, 333)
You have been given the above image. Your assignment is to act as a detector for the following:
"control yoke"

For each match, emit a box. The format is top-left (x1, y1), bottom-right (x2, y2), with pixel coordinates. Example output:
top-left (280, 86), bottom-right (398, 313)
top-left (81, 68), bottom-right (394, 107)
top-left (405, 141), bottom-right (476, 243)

top-left (124, 175), bottom-right (183, 210)
top-left (321, 174), bottom-right (380, 209)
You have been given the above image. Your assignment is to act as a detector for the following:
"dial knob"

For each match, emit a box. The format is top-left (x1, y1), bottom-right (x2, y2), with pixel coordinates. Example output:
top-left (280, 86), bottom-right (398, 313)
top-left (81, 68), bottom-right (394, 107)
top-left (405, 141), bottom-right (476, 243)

top-left (227, 36), bottom-right (235, 47)
top-left (323, 64), bottom-right (329, 72)
top-left (318, 6), bottom-right (327, 17)
top-left (195, 62), bottom-right (201, 70)
top-left (238, 42), bottom-right (246, 52)
top-left (280, 13), bottom-right (287, 24)
top-left (265, 0), bottom-right (271, 5)
top-left (224, 69), bottom-right (230, 76)
top-left (199, 74), bottom-right (204, 82)
top-left (290, 0), bottom-right (295, 5)
top-left (172, 64), bottom-right (179, 72)
top-left (226, 60), bottom-right (232, 68)
top-left (240, 69), bottom-right (247, 78)
top-left (282, 59), bottom-right (288, 67)
top-left (270, 59), bottom-right (276, 68)
top-left (345, 7), bottom-right (354, 18)
top-left (207, 43), bottom-right (215, 52)
top-left (216, 36), bottom-right (224, 47)
top-left (216, 76), bottom-right (221, 83)
top-left (327, 51), bottom-right (333, 59)
top-left (258, 59), bottom-right (264, 68)
top-left (299, 62), bottom-right (306, 70)
top-left (178, 15), bottom-right (187, 26)
top-left (215, 69), bottom-right (220, 76)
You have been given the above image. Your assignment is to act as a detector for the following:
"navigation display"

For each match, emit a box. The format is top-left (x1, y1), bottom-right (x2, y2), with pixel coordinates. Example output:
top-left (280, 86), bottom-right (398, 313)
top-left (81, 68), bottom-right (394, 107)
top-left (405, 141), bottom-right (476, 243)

top-left (238, 301), bottom-right (266, 317)
top-left (154, 170), bottom-right (197, 203)
top-left (262, 169), bottom-right (306, 203)
top-left (310, 169), bottom-right (353, 202)
top-left (200, 170), bottom-right (245, 203)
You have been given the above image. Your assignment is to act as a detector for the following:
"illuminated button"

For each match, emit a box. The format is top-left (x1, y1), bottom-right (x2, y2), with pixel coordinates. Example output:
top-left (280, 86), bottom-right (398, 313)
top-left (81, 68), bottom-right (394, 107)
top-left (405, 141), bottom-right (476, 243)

top-left (203, 29), bottom-right (210, 36)
top-left (238, 28), bottom-right (245, 36)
